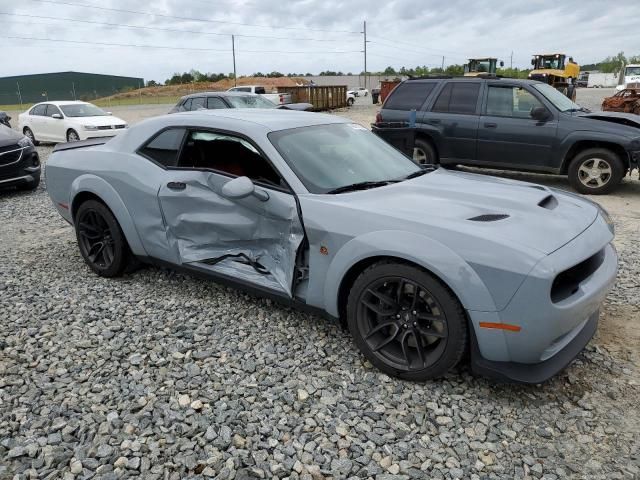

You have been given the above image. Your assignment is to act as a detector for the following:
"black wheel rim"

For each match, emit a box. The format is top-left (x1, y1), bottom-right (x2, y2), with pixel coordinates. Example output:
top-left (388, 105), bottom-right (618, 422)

top-left (356, 277), bottom-right (448, 372)
top-left (77, 209), bottom-right (115, 269)
top-left (25, 129), bottom-right (34, 141)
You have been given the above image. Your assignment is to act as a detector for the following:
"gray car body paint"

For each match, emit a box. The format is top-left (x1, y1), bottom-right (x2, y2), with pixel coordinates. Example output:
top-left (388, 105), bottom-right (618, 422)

top-left (46, 109), bottom-right (617, 367)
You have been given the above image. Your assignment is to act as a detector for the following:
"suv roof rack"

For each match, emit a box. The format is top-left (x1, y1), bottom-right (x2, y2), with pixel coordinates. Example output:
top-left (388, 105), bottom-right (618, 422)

top-left (407, 74), bottom-right (504, 81)
top-left (407, 75), bottom-right (453, 80)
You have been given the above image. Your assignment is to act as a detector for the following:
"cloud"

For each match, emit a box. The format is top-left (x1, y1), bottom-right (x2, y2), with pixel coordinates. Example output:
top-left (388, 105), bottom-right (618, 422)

top-left (0, 0), bottom-right (638, 81)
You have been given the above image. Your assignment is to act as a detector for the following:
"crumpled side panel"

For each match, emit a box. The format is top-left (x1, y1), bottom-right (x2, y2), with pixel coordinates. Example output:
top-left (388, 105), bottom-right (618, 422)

top-left (158, 172), bottom-right (303, 296)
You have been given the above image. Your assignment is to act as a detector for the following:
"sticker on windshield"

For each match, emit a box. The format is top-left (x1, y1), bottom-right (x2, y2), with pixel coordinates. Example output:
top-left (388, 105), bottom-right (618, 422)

top-left (349, 123), bottom-right (368, 131)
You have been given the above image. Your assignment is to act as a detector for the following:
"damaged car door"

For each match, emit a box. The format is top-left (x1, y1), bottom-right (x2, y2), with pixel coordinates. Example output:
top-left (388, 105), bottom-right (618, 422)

top-left (157, 129), bottom-right (304, 297)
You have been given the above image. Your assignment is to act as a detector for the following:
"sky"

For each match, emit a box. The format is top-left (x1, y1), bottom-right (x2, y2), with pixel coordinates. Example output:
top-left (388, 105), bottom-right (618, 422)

top-left (2, 0), bottom-right (639, 82)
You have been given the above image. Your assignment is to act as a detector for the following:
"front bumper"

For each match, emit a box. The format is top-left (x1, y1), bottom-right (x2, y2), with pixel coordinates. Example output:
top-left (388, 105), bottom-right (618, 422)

top-left (80, 127), bottom-right (126, 141)
top-left (468, 214), bottom-right (617, 383)
top-left (0, 147), bottom-right (41, 188)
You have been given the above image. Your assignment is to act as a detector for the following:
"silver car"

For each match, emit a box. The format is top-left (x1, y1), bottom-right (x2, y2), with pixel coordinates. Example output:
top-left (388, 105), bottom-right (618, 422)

top-left (45, 110), bottom-right (618, 383)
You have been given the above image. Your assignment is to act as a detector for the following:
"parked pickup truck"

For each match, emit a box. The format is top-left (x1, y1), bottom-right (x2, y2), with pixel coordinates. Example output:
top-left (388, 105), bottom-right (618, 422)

top-left (227, 85), bottom-right (292, 105)
top-left (376, 76), bottom-right (640, 194)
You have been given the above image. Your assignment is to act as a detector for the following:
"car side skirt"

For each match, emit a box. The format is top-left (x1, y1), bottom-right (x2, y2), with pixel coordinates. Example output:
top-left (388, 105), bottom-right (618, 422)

top-left (469, 310), bottom-right (598, 384)
top-left (138, 256), bottom-right (339, 323)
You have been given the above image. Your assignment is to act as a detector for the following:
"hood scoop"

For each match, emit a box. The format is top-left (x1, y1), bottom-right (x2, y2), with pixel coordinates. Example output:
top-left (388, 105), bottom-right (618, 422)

top-left (538, 194), bottom-right (559, 210)
top-left (468, 213), bottom-right (510, 222)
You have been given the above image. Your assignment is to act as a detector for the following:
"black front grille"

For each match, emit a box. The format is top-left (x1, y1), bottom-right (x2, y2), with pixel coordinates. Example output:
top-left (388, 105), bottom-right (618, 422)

top-left (551, 249), bottom-right (605, 303)
top-left (114, 124), bottom-right (126, 129)
top-left (0, 146), bottom-right (23, 166)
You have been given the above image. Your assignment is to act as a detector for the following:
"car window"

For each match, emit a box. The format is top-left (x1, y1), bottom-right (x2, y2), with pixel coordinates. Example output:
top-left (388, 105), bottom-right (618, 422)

top-left (384, 82), bottom-right (436, 110)
top-left (30, 104), bottom-right (47, 116)
top-left (177, 130), bottom-right (285, 189)
top-left (432, 82), bottom-right (480, 114)
top-left (182, 99), bottom-right (193, 111)
top-left (254, 87), bottom-right (266, 94)
top-left (191, 97), bottom-right (206, 110)
top-left (139, 128), bottom-right (186, 167)
top-left (45, 104), bottom-right (62, 117)
top-left (207, 97), bottom-right (227, 109)
top-left (486, 86), bottom-right (543, 118)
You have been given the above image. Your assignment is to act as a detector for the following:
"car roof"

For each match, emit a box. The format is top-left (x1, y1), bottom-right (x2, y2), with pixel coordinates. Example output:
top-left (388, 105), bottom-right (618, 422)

top-left (32, 100), bottom-right (90, 106)
top-left (170, 108), bottom-right (348, 131)
top-left (179, 91), bottom-right (263, 100)
top-left (405, 76), bottom-right (540, 85)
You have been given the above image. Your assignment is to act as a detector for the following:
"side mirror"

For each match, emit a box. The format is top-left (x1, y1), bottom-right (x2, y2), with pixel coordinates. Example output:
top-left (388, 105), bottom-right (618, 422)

top-left (106, 111), bottom-right (113, 115)
top-left (531, 59), bottom-right (536, 66)
top-left (531, 106), bottom-right (551, 121)
top-left (500, 61), bottom-right (504, 67)
top-left (221, 176), bottom-right (269, 202)
top-left (52, 113), bottom-right (62, 119)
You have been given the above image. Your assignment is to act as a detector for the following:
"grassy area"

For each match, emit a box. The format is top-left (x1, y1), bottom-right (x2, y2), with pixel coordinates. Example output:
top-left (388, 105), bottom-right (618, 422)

top-left (0, 95), bottom-right (181, 112)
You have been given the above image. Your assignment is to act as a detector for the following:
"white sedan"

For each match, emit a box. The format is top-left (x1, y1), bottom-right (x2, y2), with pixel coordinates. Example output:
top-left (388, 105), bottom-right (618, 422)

top-left (18, 101), bottom-right (127, 144)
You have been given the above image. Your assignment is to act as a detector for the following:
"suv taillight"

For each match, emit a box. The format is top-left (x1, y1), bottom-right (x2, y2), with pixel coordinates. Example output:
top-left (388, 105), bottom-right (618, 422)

top-left (375, 111), bottom-right (383, 123)
top-left (279, 94), bottom-right (285, 103)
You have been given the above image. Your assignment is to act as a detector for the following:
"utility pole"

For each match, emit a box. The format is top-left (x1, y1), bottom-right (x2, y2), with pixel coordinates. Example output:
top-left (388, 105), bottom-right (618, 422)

top-left (16, 82), bottom-right (22, 107)
top-left (510, 51), bottom-right (513, 69)
top-left (363, 21), bottom-right (367, 91)
top-left (232, 35), bottom-right (237, 87)
top-left (72, 81), bottom-right (76, 100)
top-left (441, 56), bottom-right (445, 71)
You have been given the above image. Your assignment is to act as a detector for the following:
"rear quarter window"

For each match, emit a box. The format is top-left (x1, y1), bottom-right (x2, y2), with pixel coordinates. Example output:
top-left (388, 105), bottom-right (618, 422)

top-left (384, 82), bottom-right (437, 110)
top-left (139, 128), bottom-right (186, 167)
top-left (432, 82), bottom-right (480, 114)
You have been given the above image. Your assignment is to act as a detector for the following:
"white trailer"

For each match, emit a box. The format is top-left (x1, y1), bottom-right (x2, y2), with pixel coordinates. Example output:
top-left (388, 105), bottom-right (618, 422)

top-left (587, 72), bottom-right (618, 88)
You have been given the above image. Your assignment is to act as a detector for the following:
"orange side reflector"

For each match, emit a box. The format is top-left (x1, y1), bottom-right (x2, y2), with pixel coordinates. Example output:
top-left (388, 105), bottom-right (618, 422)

top-left (479, 322), bottom-right (521, 332)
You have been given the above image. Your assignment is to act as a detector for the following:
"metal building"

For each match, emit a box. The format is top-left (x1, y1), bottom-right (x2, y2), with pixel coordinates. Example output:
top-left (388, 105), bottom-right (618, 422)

top-left (0, 71), bottom-right (144, 106)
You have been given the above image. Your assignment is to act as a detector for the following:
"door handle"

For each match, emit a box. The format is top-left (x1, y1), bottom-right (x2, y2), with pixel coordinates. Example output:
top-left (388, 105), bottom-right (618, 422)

top-left (484, 122), bottom-right (497, 128)
top-left (427, 119), bottom-right (441, 124)
top-left (167, 181), bottom-right (186, 191)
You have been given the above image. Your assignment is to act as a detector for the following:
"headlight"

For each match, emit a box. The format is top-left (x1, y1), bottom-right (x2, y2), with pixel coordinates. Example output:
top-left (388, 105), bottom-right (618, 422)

top-left (83, 125), bottom-right (99, 131)
top-left (17, 136), bottom-right (33, 148)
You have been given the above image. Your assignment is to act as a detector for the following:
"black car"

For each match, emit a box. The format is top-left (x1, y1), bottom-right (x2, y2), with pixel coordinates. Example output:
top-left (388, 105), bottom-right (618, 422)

top-left (0, 125), bottom-right (40, 191)
top-left (377, 76), bottom-right (640, 194)
top-left (169, 92), bottom-right (313, 113)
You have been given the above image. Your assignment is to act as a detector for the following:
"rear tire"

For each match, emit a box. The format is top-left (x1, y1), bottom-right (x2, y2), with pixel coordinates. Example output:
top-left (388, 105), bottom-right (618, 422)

top-left (346, 261), bottom-right (468, 381)
top-left (568, 148), bottom-right (624, 195)
top-left (74, 200), bottom-right (130, 277)
top-left (23, 127), bottom-right (39, 146)
top-left (413, 138), bottom-right (438, 166)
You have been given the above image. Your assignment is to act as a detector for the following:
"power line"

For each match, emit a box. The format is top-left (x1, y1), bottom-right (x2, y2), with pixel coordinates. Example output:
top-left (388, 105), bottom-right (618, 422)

top-left (28, 0), bottom-right (362, 34)
top-left (1, 35), bottom-right (361, 54)
top-left (368, 41), bottom-right (467, 61)
top-left (0, 12), bottom-right (350, 42)
top-left (368, 35), bottom-right (474, 59)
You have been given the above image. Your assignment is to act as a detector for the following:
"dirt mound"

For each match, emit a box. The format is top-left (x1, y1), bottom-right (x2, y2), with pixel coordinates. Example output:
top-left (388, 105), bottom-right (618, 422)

top-left (101, 77), bottom-right (307, 100)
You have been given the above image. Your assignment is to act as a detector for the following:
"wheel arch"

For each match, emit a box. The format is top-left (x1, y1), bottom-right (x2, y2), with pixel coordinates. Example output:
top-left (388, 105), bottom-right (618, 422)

top-left (325, 231), bottom-right (497, 320)
top-left (561, 139), bottom-right (629, 174)
top-left (69, 174), bottom-right (147, 256)
top-left (414, 132), bottom-right (440, 159)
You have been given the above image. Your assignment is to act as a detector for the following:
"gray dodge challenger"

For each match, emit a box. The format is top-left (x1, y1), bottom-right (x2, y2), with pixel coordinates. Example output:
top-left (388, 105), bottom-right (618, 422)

top-left (46, 109), bottom-right (618, 383)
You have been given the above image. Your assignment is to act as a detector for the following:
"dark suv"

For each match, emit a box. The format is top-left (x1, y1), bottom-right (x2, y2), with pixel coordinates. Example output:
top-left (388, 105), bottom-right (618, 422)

top-left (377, 76), bottom-right (640, 194)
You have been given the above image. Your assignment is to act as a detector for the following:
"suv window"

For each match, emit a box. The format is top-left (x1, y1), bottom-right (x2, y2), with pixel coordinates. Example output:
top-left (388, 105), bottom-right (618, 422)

top-left (30, 104), bottom-right (47, 116)
top-left (181, 98), bottom-right (192, 111)
top-left (178, 130), bottom-right (285, 188)
top-left (207, 97), bottom-right (227, 109)
top-left (232, 87), bottom-right (251, 93)
top-left (140, 128), bottom-right (186, 167)
top-left (384, 82), bottom-right (436, 110)
top-left (486, 85), bottom-right (543, 118)
top-left (432, 82), bottom-right (480, 114)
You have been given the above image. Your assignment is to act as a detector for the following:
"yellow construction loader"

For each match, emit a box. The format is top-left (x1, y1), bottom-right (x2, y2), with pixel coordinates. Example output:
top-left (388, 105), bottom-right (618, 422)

top-left (528, 53), bottom-right (580, 100)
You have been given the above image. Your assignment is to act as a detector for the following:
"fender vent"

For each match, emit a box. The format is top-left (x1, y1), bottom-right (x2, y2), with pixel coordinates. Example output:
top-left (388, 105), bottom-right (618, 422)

top-left (538, 195), bottom-right (559, 210)
top-left (529, 185), bottom-right (547, 191)
top-left (468, 214), bottom-right (510, 222)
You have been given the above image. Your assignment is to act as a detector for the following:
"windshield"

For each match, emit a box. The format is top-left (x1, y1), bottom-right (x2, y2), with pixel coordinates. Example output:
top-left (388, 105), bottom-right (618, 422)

top-left (625, 66), bottom-right (640, 76)
top-left (226, 95), bottom-right (276, 108)
top-left (532, 83), bottom-right (579, 112)
top-left (535, 56), bottom-right (563, 70)
top-left (269, 123), bottom-right (422, 194)
top-left (60, 103), bottom-right (108, 117)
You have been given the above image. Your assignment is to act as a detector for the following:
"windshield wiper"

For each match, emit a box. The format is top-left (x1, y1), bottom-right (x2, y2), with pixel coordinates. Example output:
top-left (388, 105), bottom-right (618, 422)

top-left (564, 107), bottom-right (591, 113)
top-left (326, 180), bottom-right (398, 194)
top-left (401, 165), bottom-right (437, 180)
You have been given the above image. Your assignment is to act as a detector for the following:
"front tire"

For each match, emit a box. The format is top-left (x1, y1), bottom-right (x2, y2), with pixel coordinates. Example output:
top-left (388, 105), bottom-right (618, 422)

top-left (413, 138), bottom-right (438, 166)
top-left (74, 200), bottom-right (130, 277)
top-left (347, 97), bottom-right (354, 106)
top-left (568, 148), bottom-right (624, 195)
top-left (67, 129), bottom-right (80, 142)
top-left (347, 261), bottom-right (468, 381)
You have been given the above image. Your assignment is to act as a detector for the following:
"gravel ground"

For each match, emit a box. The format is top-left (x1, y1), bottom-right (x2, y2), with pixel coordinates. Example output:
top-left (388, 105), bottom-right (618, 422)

top-left (1, 91), bottom-right (639, 479)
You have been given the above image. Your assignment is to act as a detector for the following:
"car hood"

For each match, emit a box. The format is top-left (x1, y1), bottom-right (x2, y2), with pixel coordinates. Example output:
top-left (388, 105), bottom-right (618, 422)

top-left (68, 115), bottom-right (126, 126)
top-left (575, 111), bottom-right (640, 129)
top-left (0, 124), bottom-right (23, 147)
top-left (333, 169), bottom-right (598, 255)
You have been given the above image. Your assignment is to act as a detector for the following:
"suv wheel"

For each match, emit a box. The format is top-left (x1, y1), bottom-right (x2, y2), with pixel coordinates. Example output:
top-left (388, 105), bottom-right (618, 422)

top-left (347, 261), bottom-right (467, 381)
top-left (568, 148), bottom-right (624, 195)
top-left (413, 138), bottom-right (438, 166)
